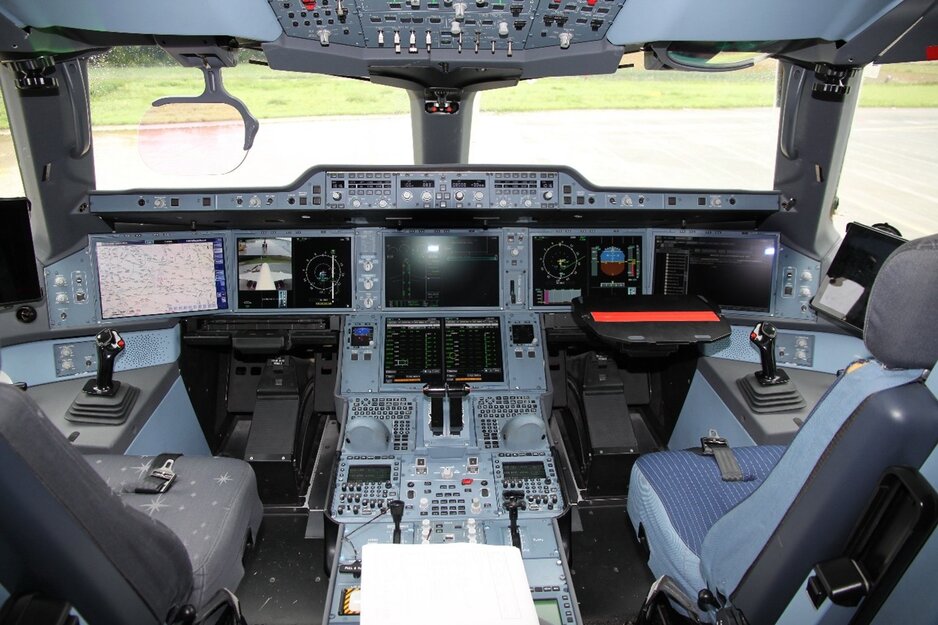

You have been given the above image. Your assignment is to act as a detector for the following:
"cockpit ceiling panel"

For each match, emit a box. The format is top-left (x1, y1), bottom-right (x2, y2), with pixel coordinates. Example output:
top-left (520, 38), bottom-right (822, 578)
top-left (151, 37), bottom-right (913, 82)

top-left (607, 0), bottom-right (903, 46)
top-left (0, 0), bottom-right (908, 49)
top-left (0, 0), bottom-right (283, 42)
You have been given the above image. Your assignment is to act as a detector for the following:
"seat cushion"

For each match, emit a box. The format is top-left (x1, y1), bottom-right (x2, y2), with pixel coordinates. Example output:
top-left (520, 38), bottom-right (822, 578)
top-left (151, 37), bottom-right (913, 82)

top-left (86, 455), bottom-right (264, 609)
top-left (627, 446), bottom-right (785, 596)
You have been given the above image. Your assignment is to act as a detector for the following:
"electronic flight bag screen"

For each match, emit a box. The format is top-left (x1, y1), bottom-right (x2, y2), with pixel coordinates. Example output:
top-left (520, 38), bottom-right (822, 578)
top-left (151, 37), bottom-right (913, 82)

top-left (532, 234), bottom-right (643, 306)
top-left (237, 236), bottom-right (352, 309)
top-left (652, 233), bottom-right (778, 313)
top-left (384, 235), bottom-right (500, 308)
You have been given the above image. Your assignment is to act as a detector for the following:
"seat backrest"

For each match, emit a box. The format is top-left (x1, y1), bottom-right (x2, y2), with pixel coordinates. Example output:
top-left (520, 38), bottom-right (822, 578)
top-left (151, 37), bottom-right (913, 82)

top-left (0, 383), bottom-right (193, 625)
top-left (699, 234), bottom-right (938, 624)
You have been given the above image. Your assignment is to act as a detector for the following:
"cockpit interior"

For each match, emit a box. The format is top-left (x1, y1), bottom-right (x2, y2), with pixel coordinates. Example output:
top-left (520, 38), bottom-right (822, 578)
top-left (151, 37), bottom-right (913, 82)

top-left (1, 1), bottom-right (937, 624)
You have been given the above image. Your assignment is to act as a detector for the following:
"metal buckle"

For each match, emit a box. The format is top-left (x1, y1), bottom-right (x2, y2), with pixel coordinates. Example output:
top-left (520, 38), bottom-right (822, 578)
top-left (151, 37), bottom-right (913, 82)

top-left (700, 436), bottom-right (728, 456)
top-left (149, 459), bottom-right (177, 493)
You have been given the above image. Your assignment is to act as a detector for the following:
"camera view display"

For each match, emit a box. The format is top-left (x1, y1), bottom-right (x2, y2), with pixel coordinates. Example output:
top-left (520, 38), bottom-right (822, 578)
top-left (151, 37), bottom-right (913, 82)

top-left (237, 236), bottom-right (352, 309)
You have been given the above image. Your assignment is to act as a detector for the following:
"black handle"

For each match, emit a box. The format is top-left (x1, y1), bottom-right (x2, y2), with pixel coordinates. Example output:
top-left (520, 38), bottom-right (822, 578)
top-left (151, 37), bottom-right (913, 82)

top-left (750, 322), bottom-right (778, 380)
top-left (92, 328), bottom-right (125, 394)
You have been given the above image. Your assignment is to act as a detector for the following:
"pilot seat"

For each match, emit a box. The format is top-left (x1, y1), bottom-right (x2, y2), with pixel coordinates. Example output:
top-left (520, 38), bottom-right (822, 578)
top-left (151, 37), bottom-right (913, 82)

top-left (627, 234), bottom-right (938, 623)
top-left (0, 385), bottom-right (263, 625)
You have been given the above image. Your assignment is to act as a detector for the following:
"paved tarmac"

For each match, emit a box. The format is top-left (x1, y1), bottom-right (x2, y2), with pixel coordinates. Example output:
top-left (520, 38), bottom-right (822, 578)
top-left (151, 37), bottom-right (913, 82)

top-left (2, 107), bottom-right (935, 238)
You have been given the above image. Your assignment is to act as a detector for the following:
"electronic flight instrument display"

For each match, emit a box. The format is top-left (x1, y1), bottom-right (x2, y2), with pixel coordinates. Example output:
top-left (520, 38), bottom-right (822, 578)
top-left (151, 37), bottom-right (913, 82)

top-left (237, 236), bottom-right (352, 309)
top-left (384, 235), bottom-right (500, 308)
top-left (384, 317), bottom-right (504, 384)
top-left (532, 234), bottom-right (643, 306)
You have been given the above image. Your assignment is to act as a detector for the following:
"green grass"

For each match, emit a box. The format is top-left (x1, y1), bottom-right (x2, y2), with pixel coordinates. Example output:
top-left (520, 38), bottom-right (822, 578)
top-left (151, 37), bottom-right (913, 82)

top-left (1, 61), bottom-right (937, 131)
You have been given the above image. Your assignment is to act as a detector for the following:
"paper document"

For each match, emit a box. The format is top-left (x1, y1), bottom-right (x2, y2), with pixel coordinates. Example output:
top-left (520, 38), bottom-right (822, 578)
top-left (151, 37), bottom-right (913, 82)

top-left (360, 543), bottom-right (538, 625)
top-left (815, 277), bottom-right (865, 318)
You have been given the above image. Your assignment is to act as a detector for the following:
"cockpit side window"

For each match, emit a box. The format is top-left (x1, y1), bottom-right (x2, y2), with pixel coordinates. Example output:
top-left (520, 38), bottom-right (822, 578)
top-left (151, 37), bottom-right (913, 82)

top-left (0, 88), bottom-right (26, 197)
top-left (836, 61), bottom-right (938, 240)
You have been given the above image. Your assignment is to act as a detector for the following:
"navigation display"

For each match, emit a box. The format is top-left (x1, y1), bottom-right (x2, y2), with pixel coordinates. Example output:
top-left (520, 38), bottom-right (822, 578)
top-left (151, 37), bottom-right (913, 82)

top-left (532, 234), bottom-right (643, 306)
top-left (384, 317), bottom-right (504, 384)
top-left (652, 233), bottom-right (777, 313)
top-left (384, 235), bottom-right (500, 308)
top-left (237, 236), bottom-right (351, 309)
top-left (95, 238), bottom-right (228, 320)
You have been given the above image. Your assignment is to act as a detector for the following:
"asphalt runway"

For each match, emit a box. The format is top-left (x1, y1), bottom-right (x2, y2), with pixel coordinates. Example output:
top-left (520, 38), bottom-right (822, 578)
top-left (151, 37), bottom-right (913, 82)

top-left (2, 107), bottom-right (935, 239)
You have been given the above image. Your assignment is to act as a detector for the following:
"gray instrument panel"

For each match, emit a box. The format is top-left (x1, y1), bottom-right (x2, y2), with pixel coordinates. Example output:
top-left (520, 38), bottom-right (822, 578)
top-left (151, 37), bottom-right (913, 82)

top-left (44, 226), bottom-right (818, 330)
top-left (89, 166), bottom-right (781, 213)
top-left (269, 0), bottom-right (623, 55)
top-left (328, 310), bottom-right (577, 623)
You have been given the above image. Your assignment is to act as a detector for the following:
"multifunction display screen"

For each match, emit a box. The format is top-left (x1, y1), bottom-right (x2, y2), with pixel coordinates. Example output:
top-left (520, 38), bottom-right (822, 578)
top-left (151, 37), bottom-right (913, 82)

top-left (347, 464), bottom-right (393, 483)
top-left (652, 234), bottom-right (778, 313)
top-left (95, 237), bottom-right (228, 319)
top-left (532, 234), bottom-right (643, 306)
top-left (237, 236), bottom-right (352, 309)
top-left (384, 317), bottom-right (504, 384)
top-left (503, 461), bottom-right (547, 481)
top-left (384, 235), bottom-right (500, 308)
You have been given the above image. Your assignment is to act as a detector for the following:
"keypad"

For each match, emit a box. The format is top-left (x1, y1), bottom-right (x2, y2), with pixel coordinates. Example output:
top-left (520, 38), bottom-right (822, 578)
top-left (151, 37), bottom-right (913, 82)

top-left (350, 396), bottom-right (414, 450)
top-left (476, 395), bottom-right (538, 448)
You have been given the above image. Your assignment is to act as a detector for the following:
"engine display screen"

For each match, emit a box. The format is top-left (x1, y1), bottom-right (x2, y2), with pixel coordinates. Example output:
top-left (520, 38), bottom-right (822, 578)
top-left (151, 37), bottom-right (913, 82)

top-left (532, 234), bottom-right (643, 306)
top-left (444, 317), bottom-right (504, 383)
top-left (383, 318), bottom-right (444, 384)
top-left (384, 317), bottom-right (504, 384)
top-left (503, 461), bottom-right (547, 481)
top-left (237, 236), bottom-right (352, 309)
top-left (95, 237), bottom-right (228, 319)
top-left (384, 235), bottom-right (500, 308)
top-left (652, 233), bottom-right (778, 313)
top-left (347, 464), bottom-right (393, 483)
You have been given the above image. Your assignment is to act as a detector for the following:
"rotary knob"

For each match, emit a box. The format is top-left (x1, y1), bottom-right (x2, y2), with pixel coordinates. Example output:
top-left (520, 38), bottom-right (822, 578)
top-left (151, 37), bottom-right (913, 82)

top-left (331, 191), bottom-right (343, 201)
top-left (363, 278), bottom-right (374, 290)
top-left (421, 191), bottom-right (433, 202)
top-left (455, 191), bottom-right (465, 201)
top-left (402, 191), bottom-right (413, 201)
top-left (362, 259), bottom-right (375, 271)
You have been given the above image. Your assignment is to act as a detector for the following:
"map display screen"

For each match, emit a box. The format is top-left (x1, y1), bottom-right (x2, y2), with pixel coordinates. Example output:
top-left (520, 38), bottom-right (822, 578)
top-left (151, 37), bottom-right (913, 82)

top-left (95, 238), bottom-right (228, 319)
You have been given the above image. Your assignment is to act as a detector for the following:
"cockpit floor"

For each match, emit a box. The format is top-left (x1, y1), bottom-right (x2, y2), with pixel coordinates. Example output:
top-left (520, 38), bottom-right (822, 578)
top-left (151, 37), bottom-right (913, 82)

top-left (238, 513), bottom-right (328, 625)
top-left (571, 503), bottom-right (653, 625)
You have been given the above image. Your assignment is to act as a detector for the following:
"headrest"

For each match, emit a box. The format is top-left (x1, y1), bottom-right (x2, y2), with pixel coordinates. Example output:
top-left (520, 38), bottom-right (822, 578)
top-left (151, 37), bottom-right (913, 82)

top-left (864, 234), bottom-right (938, 369)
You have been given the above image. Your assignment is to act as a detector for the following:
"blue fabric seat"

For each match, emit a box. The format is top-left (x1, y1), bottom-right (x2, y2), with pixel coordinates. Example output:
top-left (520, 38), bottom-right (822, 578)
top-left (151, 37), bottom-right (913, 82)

top-left (627, 234), bottom-right (938, 623)
top-left (627, 446), bottom-right (784, 594)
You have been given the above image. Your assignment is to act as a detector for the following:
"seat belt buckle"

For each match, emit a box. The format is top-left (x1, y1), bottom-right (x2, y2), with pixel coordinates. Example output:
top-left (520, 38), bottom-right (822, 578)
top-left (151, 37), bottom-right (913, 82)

top-left (700, 436), bottom-right (728, 456)
top-left (149, 458), bottom-right (177, 493)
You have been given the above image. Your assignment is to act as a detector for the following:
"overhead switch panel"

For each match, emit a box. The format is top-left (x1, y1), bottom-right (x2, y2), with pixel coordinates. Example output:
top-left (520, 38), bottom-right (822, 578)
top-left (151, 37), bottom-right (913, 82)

top-left (269, 0), bottom-right (623, 52)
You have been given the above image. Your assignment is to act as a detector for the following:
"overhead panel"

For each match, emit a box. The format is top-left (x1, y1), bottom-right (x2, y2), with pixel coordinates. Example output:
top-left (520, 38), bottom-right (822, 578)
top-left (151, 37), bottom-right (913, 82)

top-left (269, 0), bottom-right (624, 55)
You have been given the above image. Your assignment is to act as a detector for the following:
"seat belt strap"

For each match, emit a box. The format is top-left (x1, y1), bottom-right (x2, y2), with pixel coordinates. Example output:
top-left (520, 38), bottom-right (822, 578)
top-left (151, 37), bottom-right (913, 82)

top-left (701, 434), bottom-right (745, 482)
top-left (134, 453), bottom-right (182, 494)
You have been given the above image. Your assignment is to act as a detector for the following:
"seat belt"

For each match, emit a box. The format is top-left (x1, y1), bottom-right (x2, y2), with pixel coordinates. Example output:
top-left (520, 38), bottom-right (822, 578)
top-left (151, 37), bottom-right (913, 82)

top-left (134, 453), bottom-right (182, 494)
top-left (701, 431), bottom-right (745, 482)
